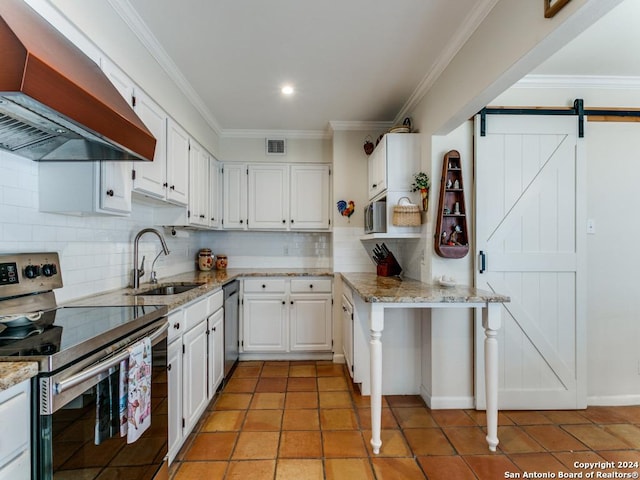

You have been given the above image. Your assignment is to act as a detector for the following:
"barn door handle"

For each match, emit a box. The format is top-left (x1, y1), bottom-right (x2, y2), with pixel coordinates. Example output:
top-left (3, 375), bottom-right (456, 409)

top-left (479, 251), bottom-right (486, 274)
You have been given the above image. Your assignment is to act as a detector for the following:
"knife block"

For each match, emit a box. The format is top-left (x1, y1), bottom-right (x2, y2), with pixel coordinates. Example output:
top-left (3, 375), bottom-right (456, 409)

top-left (376, 252), bottom-right (402, 277)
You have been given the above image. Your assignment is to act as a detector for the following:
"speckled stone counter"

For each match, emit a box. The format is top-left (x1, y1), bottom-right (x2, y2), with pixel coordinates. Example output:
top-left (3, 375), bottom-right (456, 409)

top-left (65, 268), bottom-right (334, 310)
top-left (340, 272), bottom-right (510, 304)
top-left (0, 362), bottom-right (38, 392)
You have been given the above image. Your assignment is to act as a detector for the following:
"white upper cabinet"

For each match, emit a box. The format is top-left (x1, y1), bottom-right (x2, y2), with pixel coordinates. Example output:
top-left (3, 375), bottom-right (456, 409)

top-left (222, 164), bottom-right (248, 229)
top-left (290, 164), bottom-right (330, 230)
top-left (248, 164), bottom-right (289, 230)
top-left (188, 140), bottom-right (210, 227)
top-left (367, 133), bottom-right (421, 201)
top-left (99, 161), bottom-right (132, 213)
top-left (209, 158), bottom-right (222, 228)
top-left (166, 119), bottom-right (190, 206)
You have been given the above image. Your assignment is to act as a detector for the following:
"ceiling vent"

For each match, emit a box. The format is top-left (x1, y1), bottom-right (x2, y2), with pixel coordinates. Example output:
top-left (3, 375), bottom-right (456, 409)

top-left (266, 138), bottom-right (286, 155)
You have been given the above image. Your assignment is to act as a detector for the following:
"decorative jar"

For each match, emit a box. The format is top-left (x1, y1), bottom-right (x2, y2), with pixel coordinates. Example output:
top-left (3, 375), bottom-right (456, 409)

top-left (198, 248), bottom-right (214, 271)
top-left (215, 254), bottom-right (228, 270)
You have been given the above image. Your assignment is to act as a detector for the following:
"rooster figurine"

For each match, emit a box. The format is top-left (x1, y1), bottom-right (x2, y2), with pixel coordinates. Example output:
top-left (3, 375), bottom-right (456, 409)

top-left (337, 200), bottom-right (355, 220)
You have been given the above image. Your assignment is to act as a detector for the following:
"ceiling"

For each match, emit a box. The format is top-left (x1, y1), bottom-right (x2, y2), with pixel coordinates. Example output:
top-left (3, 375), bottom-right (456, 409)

top-left (118, 0), bottom-right (637, 136)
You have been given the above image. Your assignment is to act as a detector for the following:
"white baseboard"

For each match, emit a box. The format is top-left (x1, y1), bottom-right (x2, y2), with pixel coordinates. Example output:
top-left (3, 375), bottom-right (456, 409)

top-left (332, 353), bottom-right (345, 364)
top-left (587, 394), bottom-right (640, 406)
top-left (421, 385), bottom-right (475, 410)
top-left (239, 352), bottom-right (333, 362)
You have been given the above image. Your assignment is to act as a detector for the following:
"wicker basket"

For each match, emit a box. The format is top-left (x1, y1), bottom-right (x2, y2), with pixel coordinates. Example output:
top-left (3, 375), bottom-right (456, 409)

top-left (392, 197), bottom-right (421, 226)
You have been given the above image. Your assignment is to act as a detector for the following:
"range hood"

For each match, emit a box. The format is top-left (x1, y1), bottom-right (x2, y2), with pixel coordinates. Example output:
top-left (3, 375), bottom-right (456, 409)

top-left (0, 0), bottom-right (155, 161)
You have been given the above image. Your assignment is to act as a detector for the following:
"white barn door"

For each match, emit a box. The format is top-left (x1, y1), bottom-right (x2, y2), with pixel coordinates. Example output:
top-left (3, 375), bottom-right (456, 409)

top-left (474, 115), bottom-right (586, 410)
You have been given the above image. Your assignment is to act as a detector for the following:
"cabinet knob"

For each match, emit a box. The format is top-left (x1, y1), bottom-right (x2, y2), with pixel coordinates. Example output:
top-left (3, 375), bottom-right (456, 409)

top-left (290, 301), bottom-right (294, 305)
top-left (167, 363), bottom-right (172, 371)
top-left (309, 284), bottom-right (313, 289)
top-left (211, 217), bottom-right (215, 221)
top-left (213, 327), bottom-right (216, 332)
top-left (163, 182), bottom-right (168, 188)
top-left (240, 219), bottom-right (244, 224)
top-left (174, 322), bottom-right (180, 330)
top-left (106, 189), bottom-right (114, 197)
top-left (282, 219), bottom-right (286, 223)
top-left (282, 300), bottom-right (286, 305)
top-left (200, 214), bottom-right (205, 218)
top-left (262, 284), bottom-right (266, 289)
top-left (372, 183), bottom-right (377, 188)
top-left (170, 185), bottom-right (175, 190)
top-left (342, 306), bottom-right (347, 312)
top-left (290, 219), bottom-right (294, 224)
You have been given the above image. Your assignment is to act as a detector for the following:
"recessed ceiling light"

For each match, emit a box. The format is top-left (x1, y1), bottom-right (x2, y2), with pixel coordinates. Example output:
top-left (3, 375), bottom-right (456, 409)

top-left (281, 85), bottom-right (294, 95)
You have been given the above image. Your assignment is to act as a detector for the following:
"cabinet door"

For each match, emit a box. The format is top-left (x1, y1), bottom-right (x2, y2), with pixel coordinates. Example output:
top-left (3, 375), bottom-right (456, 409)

top-left (222, 164), bottom-right (247, 229)
top-left (208, 308), bottom-right (224, 398)
top-left (289, 294), bottom-right (332, 352)
top-left (100, 161), bottom-right (131, 213)
top-left (290, 165), bottom-right (330, 230)
top-left (209, 159), bottom-right (221, 228)
top-left (248, 164), bottom-right (288, 229)
top-left (182, 320), bottom-right (208, 435)
top-left (342, 295), bottom-right (354, 378)
top-left (166, 119), bottom-right (190, 205)
top-left (242, 295), bottom-right (287, 352)
top-left (132, 89), bottom-right (168, 199)
top-left (167, 339), bottom-right (183, 464)
top-left (368, 137), bottom-right (387, 200)
top-left (188, 140), bottom-right (210, 226)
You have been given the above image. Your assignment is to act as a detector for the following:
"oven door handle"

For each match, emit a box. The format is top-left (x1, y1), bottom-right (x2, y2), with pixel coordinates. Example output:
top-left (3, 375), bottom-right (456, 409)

top-left (54, 321), bottom-right (169, 395)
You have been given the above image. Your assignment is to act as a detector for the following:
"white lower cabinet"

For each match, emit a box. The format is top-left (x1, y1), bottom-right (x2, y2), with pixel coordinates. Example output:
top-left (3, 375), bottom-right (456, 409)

top-left (167, 290), bottom-right (223, 464)
top-left (241, 277), bottom-right (332, 356)
top-left (0, 380), bottom-right (30, 480)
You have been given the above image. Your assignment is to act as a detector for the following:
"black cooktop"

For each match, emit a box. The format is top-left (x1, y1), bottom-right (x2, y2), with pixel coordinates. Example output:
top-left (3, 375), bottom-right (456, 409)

top-left (0, 305), bottom-right (167, 372)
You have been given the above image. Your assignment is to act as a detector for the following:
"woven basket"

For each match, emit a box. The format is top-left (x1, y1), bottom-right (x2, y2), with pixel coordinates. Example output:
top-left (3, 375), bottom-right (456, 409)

top-left (392, 197), bottom-right (421, 226)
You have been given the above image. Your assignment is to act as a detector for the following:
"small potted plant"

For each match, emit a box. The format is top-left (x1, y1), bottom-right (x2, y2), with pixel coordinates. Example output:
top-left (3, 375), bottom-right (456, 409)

top-left (411, 172), bottom-right (430, 211)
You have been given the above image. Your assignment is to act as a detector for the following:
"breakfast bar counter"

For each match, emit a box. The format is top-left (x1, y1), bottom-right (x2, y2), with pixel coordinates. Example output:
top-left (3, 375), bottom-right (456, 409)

top-left (340, 273), bottom-right (509, 455)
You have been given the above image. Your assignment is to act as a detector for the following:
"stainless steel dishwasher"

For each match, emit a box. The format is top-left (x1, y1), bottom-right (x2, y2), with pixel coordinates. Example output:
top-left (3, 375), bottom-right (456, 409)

top-left (222, 280), bottom-right (239, 379)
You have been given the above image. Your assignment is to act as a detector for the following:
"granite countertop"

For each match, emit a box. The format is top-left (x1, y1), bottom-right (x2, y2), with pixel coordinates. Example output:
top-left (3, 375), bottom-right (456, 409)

top-left (65, 268), bottom-right (334, 310)
top-left (341, 272), bottom-right (510, 304)
top-left (0, 362), bottom-right (38, 392)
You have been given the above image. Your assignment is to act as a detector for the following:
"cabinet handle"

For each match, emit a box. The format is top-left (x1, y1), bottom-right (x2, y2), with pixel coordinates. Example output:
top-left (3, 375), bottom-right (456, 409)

top-left (174, 322), bottom-right (180, 330)
top-left (106, 189), bottom-right (114, 197)
top-left (170, 185), bottom-right (175, 190)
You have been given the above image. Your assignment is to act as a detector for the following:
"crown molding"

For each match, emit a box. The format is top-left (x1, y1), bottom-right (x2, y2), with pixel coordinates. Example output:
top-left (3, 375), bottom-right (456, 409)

top-left (221, 129), bottom-right (332, 140)
top-left (328, 121), bottom-right (394, 132)
top-left (108, 0), bottom-right (222, 135)
top-left (394, 0), bottom-right (501, 124)
top-left (516, 74), bottom-right (640, 89)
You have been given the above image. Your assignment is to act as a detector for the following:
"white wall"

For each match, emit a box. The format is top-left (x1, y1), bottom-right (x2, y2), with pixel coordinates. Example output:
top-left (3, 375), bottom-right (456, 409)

top-left (219, 137), bottom-right (331, 164)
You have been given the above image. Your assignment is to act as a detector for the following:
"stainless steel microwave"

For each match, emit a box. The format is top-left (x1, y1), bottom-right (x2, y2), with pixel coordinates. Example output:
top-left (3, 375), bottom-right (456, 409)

top-left (364, 200), bottom-right (386, 234)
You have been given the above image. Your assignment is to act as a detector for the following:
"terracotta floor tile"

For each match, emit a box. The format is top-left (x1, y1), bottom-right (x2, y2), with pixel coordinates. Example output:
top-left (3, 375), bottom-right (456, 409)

top-left (232, 431), bottom-right (280, 460)
top-left (250, 392), bottom-right (286, 410)
top-left (183, 432), bottom-right (237, 461)
top-left (214, 393), bottom-right (253, 410)
top-left (255, 377), bottom-right (288, 392)
top-left (504, 411), bottom-right (554, 425)
top-left (278, 430), bottom-right (323, 458)
top-left (282, 409), bottom-right (320, 430)
top-left (317, 364), bottom-right (346, 377)
top-left (363, 429), bottom-right (412, 457)
top-left (603, 424), bottom-right (640, 448)
top-left (264, 361), bottom-right (290, 367)
top-left (201, 410), bottom-right (246, 432)
top-left (261, 365), bottom-right (290, 377)
top-left (371, 457), bottom-right (426, 479)
top-left (392, 407), bottom-right (437, 428)
top-left (289, 364), bottom-right (317, 377)
top-left (320, 408), bottom-right (359, 430)
top-left (598, 449), bottom-right (640, 464)
top-left (239, 360), bottom-right (264, 367)
top-left (403, 428), bottom-right (456, 456)
top-left (233, 365), bottom-right (262, 378)
top-left (431, 409), bottom-right (475, 427)
top-left (357, 407), bottom-right (399, 430)
top-left (385, 395), bottom-right (425, 408)
top-left (464, 454), bottom-right (521, 480)
top-left (325, 458), bottom-right (375, 480)
top-left (553, 451), bottom-right (607, 472)
top-left (497, 425), bottom-right (545, 454)
top-left (542, 410), bottom-right (592, 425)
top-left (582, 406), bottom-right (632, 424)
top-left (614, 405), bottom-right (640, 424)
top-left (523, 425), bottom-right (589, 451)
top-left (317, 376), bottom-right (349, 391)
top-left (509, 452), bottom-right (575, 474)
top-left (275, 459), bottom-right (324, 480)
top-left (351, 392), bottom-right (388, 408)
top-left (285, 391), bottom-right (319, 409)
top-left (173, 460), bottom-right (227, 480)
top-left (226, 460), bottom-right (275, 480)
top-left (319, 391), bottom-right (353, 409)
top-left (562, 424), bottom-right (630, 450)
top-left (417, 455), bottom-right (476, 480)
top-left (287, 377), bottom-right (317, 392)
top-left (443, 426), bottom-right (493, 455)
top-left (465, 409), bottom-right (515, 426)
top-left (323, 431), bottom-right (368, 458)
top-left (243, 409), bottom-right (283, 431)
top-left (224, 377), bottom-right (258, 393)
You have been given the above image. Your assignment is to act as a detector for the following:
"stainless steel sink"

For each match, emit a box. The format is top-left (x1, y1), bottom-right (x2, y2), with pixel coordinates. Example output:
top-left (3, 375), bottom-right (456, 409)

top-left (134, 283), bottom-right (202, 296)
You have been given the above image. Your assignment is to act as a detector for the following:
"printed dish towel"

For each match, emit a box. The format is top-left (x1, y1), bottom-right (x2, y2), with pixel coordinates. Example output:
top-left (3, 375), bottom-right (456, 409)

top-left (126, 336), bottom-right (152, 444)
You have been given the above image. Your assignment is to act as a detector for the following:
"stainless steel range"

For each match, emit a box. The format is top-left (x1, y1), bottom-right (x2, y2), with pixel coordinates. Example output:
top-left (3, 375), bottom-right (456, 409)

top-left (0, 253), bottom-right (169, 480)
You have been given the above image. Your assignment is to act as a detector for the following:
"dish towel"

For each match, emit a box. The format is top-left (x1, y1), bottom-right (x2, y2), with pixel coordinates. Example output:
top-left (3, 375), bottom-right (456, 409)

top-left (126, 337), bottom-right (152, 444)
top-left (118, 359), bottom-right (128, 438)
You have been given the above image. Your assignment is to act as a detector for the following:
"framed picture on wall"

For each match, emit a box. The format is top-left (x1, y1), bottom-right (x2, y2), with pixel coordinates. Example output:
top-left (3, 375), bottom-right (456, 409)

top-left (544, 0), bottom-right (571, 18)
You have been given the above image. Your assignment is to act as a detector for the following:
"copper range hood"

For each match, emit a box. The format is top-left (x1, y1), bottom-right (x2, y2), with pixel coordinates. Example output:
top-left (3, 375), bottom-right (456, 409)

top-left (0, 0), bottom-right (155, 161)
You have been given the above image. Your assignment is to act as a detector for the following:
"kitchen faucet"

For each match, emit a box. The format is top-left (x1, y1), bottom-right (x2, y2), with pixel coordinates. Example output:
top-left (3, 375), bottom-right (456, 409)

top-left (133, 228), bottom-right (170, 288)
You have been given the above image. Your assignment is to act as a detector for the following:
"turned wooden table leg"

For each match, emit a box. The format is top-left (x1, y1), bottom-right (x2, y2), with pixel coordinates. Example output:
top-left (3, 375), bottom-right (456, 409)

top-left (483, 302), bottom-right (501, 452)
top-left (369, 304), bottom-right (384, 455)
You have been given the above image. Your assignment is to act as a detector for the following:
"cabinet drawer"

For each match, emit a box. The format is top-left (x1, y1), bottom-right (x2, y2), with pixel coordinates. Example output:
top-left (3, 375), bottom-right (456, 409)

top-left (183, 297), bottom-right (208, 332)
top-left (243, 278), bottom-right (286, 293)
top-left (168, 310), bottom-right (184, 343)
top-left (207, 289), bottom-right (223, 312)
top-left (0, 382), bottom-right (29, 466)
top-left (291, 278), bottom-right (332, 293)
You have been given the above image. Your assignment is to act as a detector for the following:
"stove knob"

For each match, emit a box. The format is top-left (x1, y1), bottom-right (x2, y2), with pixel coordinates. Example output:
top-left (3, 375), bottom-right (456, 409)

top-left (24, 265), bottom-right (41, 279)
top-left (42, 264), bottom-right (57, 277)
